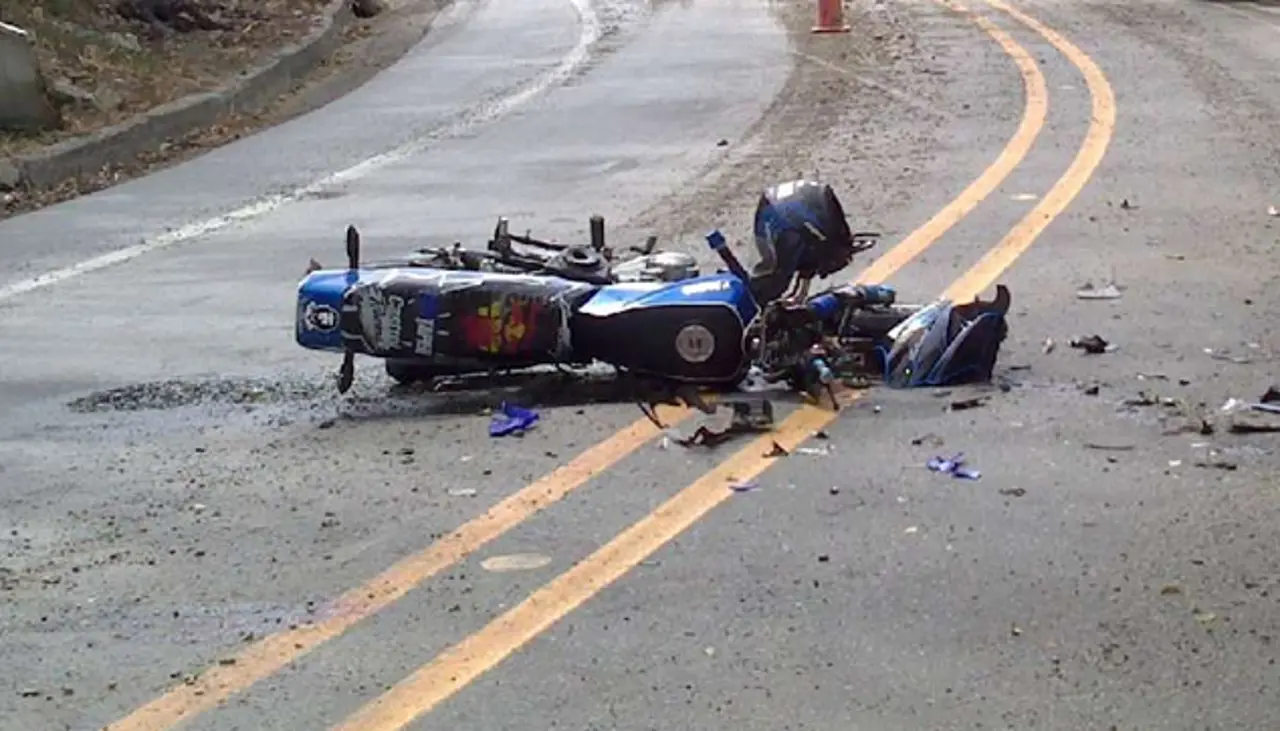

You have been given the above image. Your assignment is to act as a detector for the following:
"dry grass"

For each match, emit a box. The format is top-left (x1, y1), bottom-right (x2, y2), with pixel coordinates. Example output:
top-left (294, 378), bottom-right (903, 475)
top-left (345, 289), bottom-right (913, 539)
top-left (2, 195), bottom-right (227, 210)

top-left (0, 0), bottom-right (331, 155)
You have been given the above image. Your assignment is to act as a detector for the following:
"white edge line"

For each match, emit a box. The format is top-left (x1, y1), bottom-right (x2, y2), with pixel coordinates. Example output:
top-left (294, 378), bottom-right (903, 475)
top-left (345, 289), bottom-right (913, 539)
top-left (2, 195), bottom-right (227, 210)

top-left (0, 0), bottom-right (601, 303)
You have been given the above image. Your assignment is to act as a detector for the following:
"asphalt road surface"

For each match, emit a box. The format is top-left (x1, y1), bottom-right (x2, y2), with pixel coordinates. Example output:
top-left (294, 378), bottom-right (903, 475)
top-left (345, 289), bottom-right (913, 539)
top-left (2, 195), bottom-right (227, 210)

top-left (1, 0), bottom-right (1277, 729)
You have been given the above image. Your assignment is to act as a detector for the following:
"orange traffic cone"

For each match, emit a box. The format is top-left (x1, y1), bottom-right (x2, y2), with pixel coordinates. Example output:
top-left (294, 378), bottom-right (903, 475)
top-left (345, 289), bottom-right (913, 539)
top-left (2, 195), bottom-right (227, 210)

top-left (812, 0), bottom-right (851, 33)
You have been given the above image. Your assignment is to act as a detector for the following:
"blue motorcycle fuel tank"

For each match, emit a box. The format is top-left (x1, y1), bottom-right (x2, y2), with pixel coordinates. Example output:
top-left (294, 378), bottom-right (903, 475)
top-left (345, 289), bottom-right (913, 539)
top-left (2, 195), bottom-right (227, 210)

top-left (570, 272), bottom-right (757, 384)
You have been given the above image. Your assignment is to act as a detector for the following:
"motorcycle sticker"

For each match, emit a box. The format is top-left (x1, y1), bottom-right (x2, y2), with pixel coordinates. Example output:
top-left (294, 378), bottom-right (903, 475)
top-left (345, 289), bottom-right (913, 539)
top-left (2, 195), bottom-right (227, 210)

top-left (414, 295), bottom-right (440, 356)
top-left (301, 301), bottom-right (339, 332)
top-left (674, 323), bottom-right (716, 363)
top-left (680, 280), bottom-right (730, 296)
top-left (350, 284), bottom-right (406, 353)
top-left (414, 319), bottom-right (436, 356)
top-left (455, 293), bottom-right (547, 356)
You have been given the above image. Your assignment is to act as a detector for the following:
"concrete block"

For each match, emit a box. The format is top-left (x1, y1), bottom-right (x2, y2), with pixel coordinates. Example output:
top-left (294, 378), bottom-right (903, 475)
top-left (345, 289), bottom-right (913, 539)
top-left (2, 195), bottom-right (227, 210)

top-left (0, 21), bottom-right (61, 132)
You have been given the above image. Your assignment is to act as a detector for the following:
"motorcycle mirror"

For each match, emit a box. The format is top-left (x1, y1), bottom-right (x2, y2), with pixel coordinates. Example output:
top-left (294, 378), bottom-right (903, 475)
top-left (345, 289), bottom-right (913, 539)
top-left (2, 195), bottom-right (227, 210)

top-left (491, 218), bottom-right (511, 254)
top-left (345, 225), bottom-right (360, 269)
top-left (630, 235), bottom-right (658, 255)
top-left (705, 229), bottom-right (751, 286)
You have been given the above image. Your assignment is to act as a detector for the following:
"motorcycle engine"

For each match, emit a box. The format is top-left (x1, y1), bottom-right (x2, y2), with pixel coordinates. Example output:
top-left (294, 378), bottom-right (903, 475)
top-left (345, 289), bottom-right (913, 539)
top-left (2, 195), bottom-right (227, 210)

top-left (612, 252), bottom-right (700, 283)
top-left (743, 300), bottom-right (825, 382)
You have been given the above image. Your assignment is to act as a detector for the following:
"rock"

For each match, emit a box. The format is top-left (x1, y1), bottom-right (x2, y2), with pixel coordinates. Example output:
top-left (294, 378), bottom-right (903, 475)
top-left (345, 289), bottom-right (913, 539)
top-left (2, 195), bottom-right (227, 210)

top-left (352, 0), bottom-right (387, 18)
top-left (0, 161), bottom-right (21, 192)
top-left (49, 79), bottom-right (98, 110)
top-left (105, 31), bottom-right (143, 53)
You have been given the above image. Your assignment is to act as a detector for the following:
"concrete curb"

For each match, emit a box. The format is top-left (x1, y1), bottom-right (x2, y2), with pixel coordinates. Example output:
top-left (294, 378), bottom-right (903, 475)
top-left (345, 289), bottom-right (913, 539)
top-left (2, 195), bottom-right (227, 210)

top-left (6, 0), bottom-right (355, 190)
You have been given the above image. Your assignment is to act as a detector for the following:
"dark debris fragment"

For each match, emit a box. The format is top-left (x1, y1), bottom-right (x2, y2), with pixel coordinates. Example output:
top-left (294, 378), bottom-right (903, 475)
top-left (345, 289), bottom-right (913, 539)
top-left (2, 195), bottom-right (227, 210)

top-left (1070, 334), bottom-right (1112, 354)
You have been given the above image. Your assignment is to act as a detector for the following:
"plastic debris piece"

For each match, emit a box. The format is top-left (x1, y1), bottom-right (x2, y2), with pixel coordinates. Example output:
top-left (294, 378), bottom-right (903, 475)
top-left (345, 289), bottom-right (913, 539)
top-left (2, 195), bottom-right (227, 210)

top-left (480, 553), bottom-right (552, 572)
top-left (763, 441), bottom-right (789, 458)
top-left (927, 452), bottom-right (982, 480)
top-left (1084, 442), bottom-right (1135, 451)
top-left (1263, 386), bottom-right (1280, 404)
top-left (729, 481), bottom-right (760, 493)
top-left (1076, 282), bottom-right (1122, 300)
top-left (673, 399), bottom-right (775, 448)
top-left (489, 402), bottom-right (539, 437)
top-left (795, 446), bottom-right (831, 456)
top-left (949, 396), bottom-right (988, 411)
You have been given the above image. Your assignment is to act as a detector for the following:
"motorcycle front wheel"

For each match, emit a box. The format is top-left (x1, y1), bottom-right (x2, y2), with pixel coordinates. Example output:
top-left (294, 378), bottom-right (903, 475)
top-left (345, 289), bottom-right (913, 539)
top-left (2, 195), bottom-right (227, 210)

top-left (385, 359), bottom-right (441, 386)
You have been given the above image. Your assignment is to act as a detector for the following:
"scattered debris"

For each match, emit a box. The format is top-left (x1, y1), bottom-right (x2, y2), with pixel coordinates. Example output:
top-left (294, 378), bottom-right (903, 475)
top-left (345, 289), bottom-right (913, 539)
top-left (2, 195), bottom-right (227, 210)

top-left (1160, 584), bottom-right (1182, 596)
top-left (480, 553), bottom-right (552, 573)
top-left (795, 446), bottom-right (832, 456)
top-left (1228, 418), bottom-right (1280, 435)
top-left (1193, 610), bottom-right (1218, 626)
top-left (904, 525), bottom-right (919, 534)
top-left (1076, 282), bottom-right (1122, 300)
top-left (949, 396), bottom-right (989, 411)
top-left (1084, 442), bottom-right (1135, 451)
top-left (1268, 205), bottom-right (1279, 217)
top-left (729, 481), bottom-right (761, 493)
top-left (911, 432), bottom-right (945, 447)
top-left (672, 400), bottom-right (775, 448)
top-left (998, 487), bottom-right (1026, 497)
top-left (763, 441), bottom-right (789, 458)
top-left (1205, 348), bottom-right (1252, 365)
top-left (1261, 386), bottom-right (1279, 404)
top-left (1070, 335), bottom-right (1112, 354)
top-left (489, 402), bottom-right (539, 437)
top-left (1042, 338), bottom-right (1056, 354)
top-left (927, 453), bottom-right (981, 480)
top-left (1221, 397), bottom-right (1280, 433)
top-left (448, 487), bottom-right (478, 497)
top-left (1194, 458), bottom-right (1238, 471)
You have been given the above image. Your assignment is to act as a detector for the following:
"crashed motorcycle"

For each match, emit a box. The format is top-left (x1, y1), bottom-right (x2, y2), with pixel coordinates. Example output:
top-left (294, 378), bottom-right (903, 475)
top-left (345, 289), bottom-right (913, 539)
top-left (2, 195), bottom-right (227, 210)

top-left (294, 180), bottom-right (1012, 407)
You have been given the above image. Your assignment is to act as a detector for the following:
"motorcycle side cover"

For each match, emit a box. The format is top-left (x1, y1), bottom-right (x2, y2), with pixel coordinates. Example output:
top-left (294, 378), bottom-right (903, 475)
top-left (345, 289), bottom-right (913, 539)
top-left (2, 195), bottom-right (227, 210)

top-left (298, 268), bottom-right (597, 363)
top-left (883, 285), bottom-right (1011, 388)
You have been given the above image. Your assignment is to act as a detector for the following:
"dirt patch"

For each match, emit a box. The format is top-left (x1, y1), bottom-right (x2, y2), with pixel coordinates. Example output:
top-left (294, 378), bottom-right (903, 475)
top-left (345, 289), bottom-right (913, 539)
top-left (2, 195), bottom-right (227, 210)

top-left (0, 0), bottom-right (332, 155)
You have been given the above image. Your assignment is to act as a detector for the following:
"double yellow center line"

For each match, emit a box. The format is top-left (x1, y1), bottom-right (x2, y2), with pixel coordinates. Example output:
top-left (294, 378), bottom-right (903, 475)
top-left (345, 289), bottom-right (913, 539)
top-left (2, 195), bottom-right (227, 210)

top-left (107, 1), bottom-right (1113, 729)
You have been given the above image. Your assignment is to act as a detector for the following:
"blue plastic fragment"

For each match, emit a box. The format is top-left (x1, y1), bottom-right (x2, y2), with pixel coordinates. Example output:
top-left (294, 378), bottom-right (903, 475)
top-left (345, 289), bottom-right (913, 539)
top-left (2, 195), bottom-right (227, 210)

top-left (927, 452), bottom-right (982, 480)
top-left (489, 402), bottom-right (540, 437)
